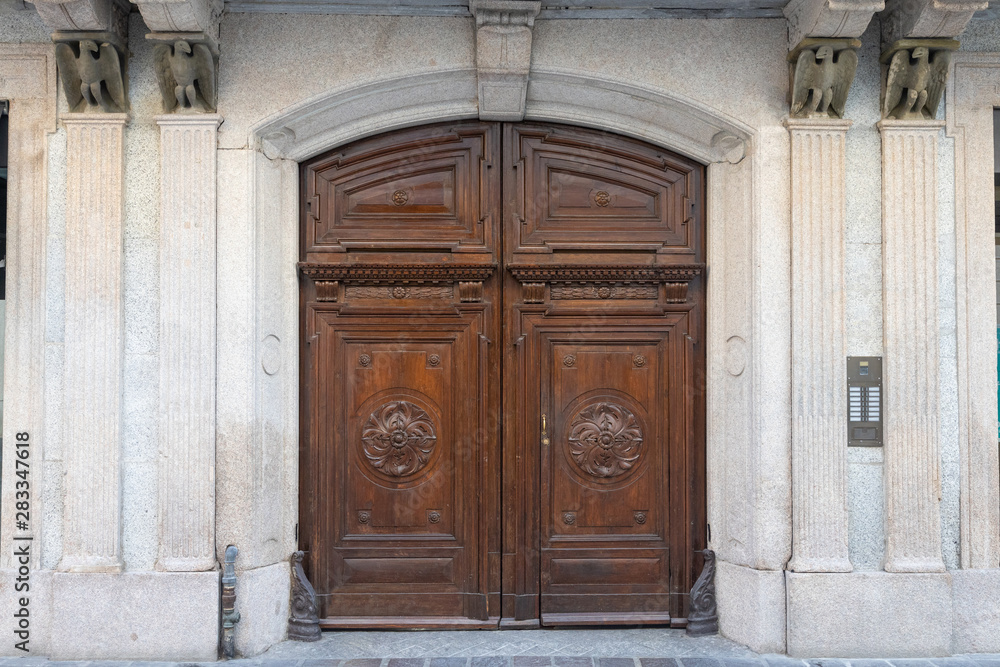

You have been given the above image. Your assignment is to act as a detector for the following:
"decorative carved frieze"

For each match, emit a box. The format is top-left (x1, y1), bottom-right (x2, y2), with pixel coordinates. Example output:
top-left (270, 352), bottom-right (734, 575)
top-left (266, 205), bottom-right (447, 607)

top-left (550, 285), bottom-right (659, 300)
top-left (54, 34), bottom-right (128, 113)
top-left (784, 0), bottom-right (883, 49)
top-left (509, 264), bottom-right (704, 304)
top-left (469, 0), bottom-right (541, 121)
top-left (789, 39), bottom-right (860, 119)
top-left (881, 0), bottom-right (985, 44)
top-left (299, 263), bottom-right (496, 285)
top-left (881, 40), bottom-right (957, 120)
top-left (151, 37), bottom-right (218, 113)
top-left (346, 285), bottom-right (454, 300)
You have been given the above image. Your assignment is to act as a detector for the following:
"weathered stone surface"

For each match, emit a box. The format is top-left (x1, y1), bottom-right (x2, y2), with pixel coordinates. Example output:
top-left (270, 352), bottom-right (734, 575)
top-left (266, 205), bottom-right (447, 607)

top-left (945, 53), bottom-right (1000, 572)
top-left (786, 572), bottom-right (952, 657)
top-left (156, 114), bottom-right (221, 572)
top-left (469, 0), bottom-right (539, 120)
top-left (50, 571), bottom-right (219, 660)
top-left (59, 113), bottom-right (129, 575)
top-left (786, 118), bottom-right (852, 574)
top-left (881, 0), bottom-right (986, 43)
top-left (878, 119), bottom-right (947, 573)
top-left (33, 0), bottom-right (128, 38)
top-left (135, 0), bottom-right (222, 33)
top-left (715, 561), bottom-right (786, 654)
top-left (789, 41), bottom-right (859, 119)
top-left (234, 560), bottom-right (291, 657)
top-left (784, 0), bottom-right (883, 48)
top-left (951, 569), bottom-right (1000, 653)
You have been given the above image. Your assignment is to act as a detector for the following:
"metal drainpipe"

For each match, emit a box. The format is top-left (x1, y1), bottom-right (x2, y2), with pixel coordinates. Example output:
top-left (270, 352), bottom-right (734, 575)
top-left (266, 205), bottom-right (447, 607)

top-left (221, 545), bottom-right (240, 658)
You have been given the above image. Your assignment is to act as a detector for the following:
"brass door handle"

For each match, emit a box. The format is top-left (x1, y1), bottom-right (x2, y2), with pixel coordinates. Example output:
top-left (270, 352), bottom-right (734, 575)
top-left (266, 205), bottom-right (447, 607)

top-left (541, 413), bottom-right (550, 448)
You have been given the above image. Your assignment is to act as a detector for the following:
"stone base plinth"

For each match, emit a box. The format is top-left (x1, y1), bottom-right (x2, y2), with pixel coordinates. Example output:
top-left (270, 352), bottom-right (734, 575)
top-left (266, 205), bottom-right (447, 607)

top-left (786, 571), bottom-right (952, 657)
top-left (234, 560), bottom-right (291, 657)
top-left (50, 570), bottom-right (219, 660)
top-left (952, 569), bottom-right (1000, 653)
top-left (716, 560), bottom-right (786, 654)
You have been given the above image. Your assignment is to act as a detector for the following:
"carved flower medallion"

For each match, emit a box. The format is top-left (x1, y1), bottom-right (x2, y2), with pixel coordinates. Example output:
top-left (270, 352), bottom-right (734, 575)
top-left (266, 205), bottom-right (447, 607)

top-left (392, 189), bottom-right (409, 206)
top-left (361, 401), bottom-right (437, 477)
top-left (567, 402), bottom-right (643, 479)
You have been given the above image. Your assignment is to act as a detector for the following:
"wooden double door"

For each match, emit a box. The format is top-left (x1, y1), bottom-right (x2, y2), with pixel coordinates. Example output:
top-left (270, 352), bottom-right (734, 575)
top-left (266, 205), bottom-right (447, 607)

top-left (299, 121), bottom-right (706, 629)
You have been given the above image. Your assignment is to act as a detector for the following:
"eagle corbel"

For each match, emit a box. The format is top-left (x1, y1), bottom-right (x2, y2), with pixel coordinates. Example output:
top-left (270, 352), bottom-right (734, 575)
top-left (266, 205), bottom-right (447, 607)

top-left (881, 43), bottom-right (954, 121)
top-left (153, 40), bottom-right (217, 113)
top-left (790, 42), bottom-right (859, 119)
top-left (54, 39), bottom-right (127, 113)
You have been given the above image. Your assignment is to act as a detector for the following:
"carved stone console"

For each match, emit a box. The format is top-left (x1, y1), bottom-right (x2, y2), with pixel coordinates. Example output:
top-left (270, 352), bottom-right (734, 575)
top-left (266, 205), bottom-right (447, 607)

top-left (507, 265), bottom-right (705, 305)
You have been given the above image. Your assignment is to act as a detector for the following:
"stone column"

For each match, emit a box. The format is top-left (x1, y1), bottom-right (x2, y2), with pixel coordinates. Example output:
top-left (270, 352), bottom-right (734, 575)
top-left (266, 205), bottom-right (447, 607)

top-left (786, 119), bottom-right (853, 572)
top-left (878, 119), bottom-right (946, 573)
top-left (59, 113), bottom-right (128, 573)
top-left (156, 115), bottom-right (221, 571)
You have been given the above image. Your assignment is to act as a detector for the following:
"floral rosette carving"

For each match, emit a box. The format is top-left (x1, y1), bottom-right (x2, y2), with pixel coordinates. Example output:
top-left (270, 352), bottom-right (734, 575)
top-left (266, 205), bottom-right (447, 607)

top-left (361, 400), bottom-right (437, 477)
top-left (567, 402), bottom-right (643, 478)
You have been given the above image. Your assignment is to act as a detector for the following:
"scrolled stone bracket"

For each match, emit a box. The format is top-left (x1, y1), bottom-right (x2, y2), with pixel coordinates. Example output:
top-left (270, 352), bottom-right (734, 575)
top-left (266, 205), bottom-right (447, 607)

top-left (783, 0), bottom-right (884, 50)
top-left (469, 0), bottom-right (541, 121)
top-left (881, 0), bottom-right (986, 45)
top-left (288, 551), bottom-right (321, 642)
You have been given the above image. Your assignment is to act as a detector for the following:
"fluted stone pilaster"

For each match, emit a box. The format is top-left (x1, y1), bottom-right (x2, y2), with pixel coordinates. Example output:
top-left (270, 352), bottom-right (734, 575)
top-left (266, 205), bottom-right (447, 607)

top-left (59, 113), bottom-right (128, 573)
top-left (787, 118), bottom-right (853, 573)
top-left (156, 115), bottom-right (221, 571)
top-left (878, 119), bottom-right (946, 573)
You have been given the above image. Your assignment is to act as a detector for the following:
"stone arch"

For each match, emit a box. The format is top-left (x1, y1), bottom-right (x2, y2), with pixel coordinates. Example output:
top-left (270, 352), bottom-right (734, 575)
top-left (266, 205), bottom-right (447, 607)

top-left (220, 66), bottom-right (790, 655)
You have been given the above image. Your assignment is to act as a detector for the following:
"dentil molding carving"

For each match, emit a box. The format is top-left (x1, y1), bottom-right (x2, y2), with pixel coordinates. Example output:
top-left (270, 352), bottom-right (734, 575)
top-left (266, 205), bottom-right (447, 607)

top-left (152, 38), bottom-right (218, 113)
top-left (881, 40), bottom-right (957, 119)
top-left (789, 39), bottom-right (860, 119)
top-left (54, 34), bottom-right (128, 113)
top-left (469, 0), bottom-right (541, 121)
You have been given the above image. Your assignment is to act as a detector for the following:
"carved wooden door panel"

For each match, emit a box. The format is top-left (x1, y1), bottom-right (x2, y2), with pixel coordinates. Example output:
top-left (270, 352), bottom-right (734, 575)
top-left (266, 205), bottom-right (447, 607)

top-left (299, 123), bottom-right (501, 627)
top-left (502, 124), bottom-right (706, 626)
top-left (300, 121), bottom-right (706, 629)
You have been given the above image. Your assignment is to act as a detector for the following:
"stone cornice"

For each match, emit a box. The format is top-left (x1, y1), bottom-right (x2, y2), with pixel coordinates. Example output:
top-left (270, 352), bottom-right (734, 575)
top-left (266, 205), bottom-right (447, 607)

top-left (135, 0), bottom-right (222, 34)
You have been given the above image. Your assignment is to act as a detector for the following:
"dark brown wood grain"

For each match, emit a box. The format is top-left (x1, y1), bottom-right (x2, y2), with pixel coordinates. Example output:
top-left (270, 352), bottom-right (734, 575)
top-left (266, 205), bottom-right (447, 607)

top-left (299, 121), bottom-right (706, 629)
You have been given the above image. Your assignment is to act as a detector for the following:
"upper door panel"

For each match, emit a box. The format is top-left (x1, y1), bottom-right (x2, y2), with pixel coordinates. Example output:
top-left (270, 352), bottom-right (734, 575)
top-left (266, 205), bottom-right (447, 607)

top-left (303, 122), bottom-right (500, 258)
top-left (504, 124), bottom-right (703, 258)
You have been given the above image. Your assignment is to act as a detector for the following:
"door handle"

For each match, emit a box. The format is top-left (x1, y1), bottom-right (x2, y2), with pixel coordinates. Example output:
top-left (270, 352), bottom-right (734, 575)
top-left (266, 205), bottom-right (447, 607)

top-left (541, 413), bottom-right (550, 449)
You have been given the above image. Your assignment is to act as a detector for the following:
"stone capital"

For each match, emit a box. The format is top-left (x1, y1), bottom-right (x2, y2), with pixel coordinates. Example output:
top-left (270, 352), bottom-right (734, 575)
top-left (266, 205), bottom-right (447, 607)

top-left (135, 0), bottom-right (222, 36)
top-left (784, 0), bottom-right (884, 50)
top-left (788, 39), bottom-right (861, 119)
top-left (881, 0), bottom-right (986, 44)
top-left (469, 0), bottom-right (541, 121)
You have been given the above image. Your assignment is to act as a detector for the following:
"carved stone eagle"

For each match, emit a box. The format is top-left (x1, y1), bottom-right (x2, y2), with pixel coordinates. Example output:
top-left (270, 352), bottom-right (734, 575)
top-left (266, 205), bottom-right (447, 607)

top-left (883, 46), bottom-right (950, 120)
top-left (791, 45), bottom-right (858, 119)
top-left (54, 40), bottom-right (126, 113)
top-left (153, 40), bottom-right (217, 113)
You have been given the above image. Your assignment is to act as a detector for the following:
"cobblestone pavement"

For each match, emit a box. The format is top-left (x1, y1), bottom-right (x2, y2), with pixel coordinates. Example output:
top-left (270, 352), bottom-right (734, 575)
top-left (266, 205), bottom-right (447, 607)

top-left (3, 629), bottom-right (999, 667)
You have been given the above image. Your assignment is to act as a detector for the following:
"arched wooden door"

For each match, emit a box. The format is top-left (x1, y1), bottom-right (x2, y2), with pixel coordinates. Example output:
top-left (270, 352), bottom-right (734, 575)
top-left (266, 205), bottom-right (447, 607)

top-left (298, 121), bottom-right (706, 629)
